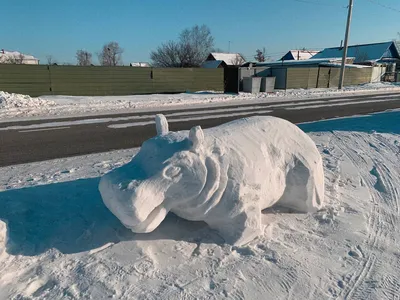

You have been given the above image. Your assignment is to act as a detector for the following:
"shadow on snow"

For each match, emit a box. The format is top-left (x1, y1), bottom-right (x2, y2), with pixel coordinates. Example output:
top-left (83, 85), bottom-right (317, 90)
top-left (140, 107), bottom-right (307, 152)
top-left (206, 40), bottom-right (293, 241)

top-left (299, 110), bottom-right (400, 134)
top-left (0, 178), bottom-right (223, 256)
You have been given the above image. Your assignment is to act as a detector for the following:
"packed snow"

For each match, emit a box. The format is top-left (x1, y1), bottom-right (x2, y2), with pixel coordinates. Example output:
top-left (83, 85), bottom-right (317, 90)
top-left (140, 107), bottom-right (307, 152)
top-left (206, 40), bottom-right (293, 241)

top-left (1, 110), bottom-right (400, 299)
top-left (1, 82), bottom-right (400, 120)
top-left (0, 91), bottom-right (56, 110)
top-left (0, 219), bottom-right (7, 256)
top-left (100, 115), bottom-right (324, 246)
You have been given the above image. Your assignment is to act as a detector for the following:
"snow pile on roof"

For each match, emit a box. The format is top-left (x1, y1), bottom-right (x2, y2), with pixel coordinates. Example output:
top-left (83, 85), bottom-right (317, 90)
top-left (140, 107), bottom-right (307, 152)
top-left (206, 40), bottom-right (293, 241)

top-left (289, 50), bottom-right (319, 60)
top-left (0, 91), bottom-right (56, 110)
top-left (210, 52), bottom-right (245, 65)
top-left (99, 115), bottom-right (324, 245)
top-left (0, 219), bottom-right (7, 256)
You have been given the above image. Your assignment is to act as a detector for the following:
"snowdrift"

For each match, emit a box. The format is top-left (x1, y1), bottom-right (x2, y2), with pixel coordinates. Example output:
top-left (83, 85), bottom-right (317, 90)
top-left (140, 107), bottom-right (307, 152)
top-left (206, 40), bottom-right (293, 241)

top-left (0, 91), bottom-right (55, 109)
top-left (0, 219), bottom-right (7, 255)
top-left (99, 114), bottom-right (324, 245)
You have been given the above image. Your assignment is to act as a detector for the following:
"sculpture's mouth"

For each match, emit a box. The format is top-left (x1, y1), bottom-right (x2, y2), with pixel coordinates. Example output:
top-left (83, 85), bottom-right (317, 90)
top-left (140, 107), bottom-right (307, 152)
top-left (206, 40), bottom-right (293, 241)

top-left (125, 204), bottom-right (168, 233)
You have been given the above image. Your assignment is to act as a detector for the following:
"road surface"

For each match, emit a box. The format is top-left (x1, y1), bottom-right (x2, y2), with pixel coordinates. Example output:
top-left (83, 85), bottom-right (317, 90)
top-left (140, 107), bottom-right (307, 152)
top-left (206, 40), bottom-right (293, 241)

top-left (1, 92), bottom-right (399, 167)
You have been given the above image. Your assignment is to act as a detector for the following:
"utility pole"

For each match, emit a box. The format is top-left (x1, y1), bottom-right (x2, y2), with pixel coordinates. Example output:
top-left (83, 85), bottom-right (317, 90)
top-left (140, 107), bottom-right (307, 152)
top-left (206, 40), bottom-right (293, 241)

top-left (338, 0), bottom-right (354, 89)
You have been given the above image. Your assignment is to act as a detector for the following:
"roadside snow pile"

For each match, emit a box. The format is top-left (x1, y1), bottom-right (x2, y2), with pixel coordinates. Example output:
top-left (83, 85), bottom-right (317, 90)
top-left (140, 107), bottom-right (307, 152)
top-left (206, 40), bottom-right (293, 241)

top-left (1, 82), bottom-right (400, 120)
top-left (0, 219), bottom-right (7, 255)
top-left (99, 114), bottom-right (324, 246)
top-left (1, 110), bottom-right (400, 299)
top-left (0, 91), bottom-right (56, 110)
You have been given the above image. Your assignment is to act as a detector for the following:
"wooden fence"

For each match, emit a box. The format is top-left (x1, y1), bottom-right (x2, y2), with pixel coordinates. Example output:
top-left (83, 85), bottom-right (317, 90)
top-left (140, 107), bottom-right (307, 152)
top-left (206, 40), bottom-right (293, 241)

top-left (0, 65), bottom-right (224, 96)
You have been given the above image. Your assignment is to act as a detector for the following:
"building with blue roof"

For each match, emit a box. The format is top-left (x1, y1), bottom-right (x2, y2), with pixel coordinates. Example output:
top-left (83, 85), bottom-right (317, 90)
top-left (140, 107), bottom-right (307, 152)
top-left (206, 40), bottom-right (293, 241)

top-left (312, 41), bottom-right (400, 64)
top-left (200, 60), bottom-right (227, 68)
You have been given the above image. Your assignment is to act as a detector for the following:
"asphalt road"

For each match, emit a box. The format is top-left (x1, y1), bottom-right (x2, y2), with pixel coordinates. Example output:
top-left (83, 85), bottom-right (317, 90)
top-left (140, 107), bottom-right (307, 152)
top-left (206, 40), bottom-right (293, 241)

top-left (1, 92), bottom-right (400, 167)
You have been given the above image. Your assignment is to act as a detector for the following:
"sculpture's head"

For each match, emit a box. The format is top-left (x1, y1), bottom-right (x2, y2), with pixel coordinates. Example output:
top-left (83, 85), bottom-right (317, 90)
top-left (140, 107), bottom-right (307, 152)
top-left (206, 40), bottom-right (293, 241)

top-left (99, 114), bottom-right (209, 233)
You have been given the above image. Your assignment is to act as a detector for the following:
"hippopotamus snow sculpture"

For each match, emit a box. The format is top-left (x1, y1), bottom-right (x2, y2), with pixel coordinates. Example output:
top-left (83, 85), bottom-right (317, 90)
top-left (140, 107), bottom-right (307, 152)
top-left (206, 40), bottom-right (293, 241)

top-left (99, 114), bottom-right (324, 246)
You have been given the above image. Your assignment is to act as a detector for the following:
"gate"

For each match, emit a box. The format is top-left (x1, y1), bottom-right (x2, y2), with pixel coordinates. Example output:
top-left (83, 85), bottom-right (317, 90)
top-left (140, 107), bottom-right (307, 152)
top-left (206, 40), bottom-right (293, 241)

top-left (224, 68), bottom-right (239, 93)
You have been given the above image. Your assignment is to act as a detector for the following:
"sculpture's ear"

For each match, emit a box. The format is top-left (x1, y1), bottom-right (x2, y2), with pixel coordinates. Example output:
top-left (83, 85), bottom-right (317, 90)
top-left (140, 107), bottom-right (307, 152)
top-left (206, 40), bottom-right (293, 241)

top-left (155, 114), bottom-right (169, 135)
top-left (189, 126), bottom-right (204, 151)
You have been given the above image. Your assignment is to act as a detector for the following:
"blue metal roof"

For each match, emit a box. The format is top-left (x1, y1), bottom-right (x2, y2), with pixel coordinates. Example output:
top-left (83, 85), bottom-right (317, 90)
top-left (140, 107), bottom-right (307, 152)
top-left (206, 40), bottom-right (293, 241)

top-left (312, 42), bottom-right (400, 63)
top-left (201, 60), bottom-right (224, 68)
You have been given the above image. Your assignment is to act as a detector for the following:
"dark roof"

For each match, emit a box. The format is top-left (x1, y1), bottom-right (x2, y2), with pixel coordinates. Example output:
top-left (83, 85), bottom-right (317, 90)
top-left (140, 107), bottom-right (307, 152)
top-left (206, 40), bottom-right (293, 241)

top-left (312, 41), bottom-right (400, 63)
top-left (201, 60), bottom-right (226, 68)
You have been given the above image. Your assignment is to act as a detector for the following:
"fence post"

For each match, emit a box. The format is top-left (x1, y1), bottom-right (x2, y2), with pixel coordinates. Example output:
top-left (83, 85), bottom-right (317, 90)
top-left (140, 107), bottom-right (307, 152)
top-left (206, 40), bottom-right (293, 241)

top-left (327, 68), bottom-right (331, 88)
top-left (285, 68), bottom-right (287, 90)
top-left (316, 66), bottom-right (320, 88)
top-left (47, 65), bottom-right (53, 94)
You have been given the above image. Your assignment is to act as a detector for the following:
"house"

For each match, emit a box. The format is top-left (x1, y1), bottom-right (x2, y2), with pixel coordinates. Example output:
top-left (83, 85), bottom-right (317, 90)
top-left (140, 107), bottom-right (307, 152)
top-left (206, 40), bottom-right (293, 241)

top-left (241, 57), bottom-right (354, 68)
top-left (205, 52), bottom-right (246, 67)
top-left (200, 60), bottom-right (227, 68)
top-left (130, 62), bottom-right (151, 67)
top-left (311, 41), bottom-right (400, 64)
top-left (0, 49), bottom-right (39, 64)
top-left (279, 49), bottom-right (319, 61)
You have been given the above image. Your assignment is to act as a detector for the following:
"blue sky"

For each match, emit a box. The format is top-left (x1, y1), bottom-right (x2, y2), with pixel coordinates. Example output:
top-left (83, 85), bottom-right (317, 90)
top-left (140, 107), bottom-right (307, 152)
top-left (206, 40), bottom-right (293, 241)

top-left (1, 0), bottom-right (399, 64)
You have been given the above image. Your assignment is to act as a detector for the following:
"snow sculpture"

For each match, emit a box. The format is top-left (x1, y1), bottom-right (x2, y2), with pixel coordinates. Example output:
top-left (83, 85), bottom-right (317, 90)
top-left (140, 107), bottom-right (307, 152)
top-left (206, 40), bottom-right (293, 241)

top-left (99, 114), bottom-right (324, 245)
top-left (0, 219), bottom-right (7, 255)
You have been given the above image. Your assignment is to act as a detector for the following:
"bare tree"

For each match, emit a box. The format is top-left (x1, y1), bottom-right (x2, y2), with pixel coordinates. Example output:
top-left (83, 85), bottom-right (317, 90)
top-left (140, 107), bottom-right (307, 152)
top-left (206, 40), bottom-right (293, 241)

top-left (232, 53), bottom-right (246, 66)
top-left (1, 52), bottom-right (24, 64)
top-left (254, 48), bottom-right (266, 62)
top-left (46, 55), bottom-right (57, 65)
top-left (98, 42), bottom-right (123, 66)
top-left (150, 41), bottom-right (182, 68)
top-left (1, 56), bottom-right (15, 64)
top-left (76, 50), bottom-right (92, 66)
top-left (150, 24), bottom-right (214, 67)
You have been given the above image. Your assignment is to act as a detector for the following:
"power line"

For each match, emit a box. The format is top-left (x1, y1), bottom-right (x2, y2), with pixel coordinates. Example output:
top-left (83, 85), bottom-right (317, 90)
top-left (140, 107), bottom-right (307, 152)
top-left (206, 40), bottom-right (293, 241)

top-left (366, 0), bottom-right (400, 13)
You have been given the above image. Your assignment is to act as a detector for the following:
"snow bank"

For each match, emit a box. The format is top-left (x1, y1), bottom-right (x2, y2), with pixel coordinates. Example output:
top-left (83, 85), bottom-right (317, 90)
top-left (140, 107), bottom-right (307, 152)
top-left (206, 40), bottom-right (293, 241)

top-left (0, 91), bottom-right (55, 109)
top-left (1, 82), bottom-right (400, 120)
top-left (0, 219), bottom-right (7, 255)
top-left (99, 114), bottom-right (324, 245)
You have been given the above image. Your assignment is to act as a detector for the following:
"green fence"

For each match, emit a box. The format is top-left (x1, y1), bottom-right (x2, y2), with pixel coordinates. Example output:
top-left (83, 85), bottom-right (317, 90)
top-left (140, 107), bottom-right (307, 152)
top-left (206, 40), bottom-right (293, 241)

top-left (286, 66), bottom-right (373, 90)
top-left (0, 65), bottom-right (224, 96)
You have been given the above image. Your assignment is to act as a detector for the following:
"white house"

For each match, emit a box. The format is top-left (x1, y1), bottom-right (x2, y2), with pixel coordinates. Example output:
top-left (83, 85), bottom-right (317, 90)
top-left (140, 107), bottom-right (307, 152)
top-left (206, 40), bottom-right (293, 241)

top-left (130, 62), bottom-right (151, 67)
top-left (0, 49), bottom-right (39, 64)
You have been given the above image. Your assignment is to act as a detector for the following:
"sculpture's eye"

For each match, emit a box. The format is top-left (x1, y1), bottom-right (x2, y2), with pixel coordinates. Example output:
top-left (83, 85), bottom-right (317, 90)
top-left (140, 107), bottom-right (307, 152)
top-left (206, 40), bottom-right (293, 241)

top-left (164, 166), bottom-right (181, 179)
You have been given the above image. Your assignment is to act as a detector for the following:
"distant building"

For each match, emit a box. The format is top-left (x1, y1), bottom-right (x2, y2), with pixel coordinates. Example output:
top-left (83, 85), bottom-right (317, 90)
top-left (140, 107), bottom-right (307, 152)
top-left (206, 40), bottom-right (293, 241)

top-left (130, 62), bottom-right (151, 67)
top-left (200, 60), bottom-right (227, 68)
top-left (279, 50), bottom-right (319, 61)
top-left (242, 57), bottom-right (354, 68)
top-left (205, 52), bottom-right (246, 67)
top-left (0, 49), bottom-right (39, 64)
top-left (312, 41), bottom-right (400, 64)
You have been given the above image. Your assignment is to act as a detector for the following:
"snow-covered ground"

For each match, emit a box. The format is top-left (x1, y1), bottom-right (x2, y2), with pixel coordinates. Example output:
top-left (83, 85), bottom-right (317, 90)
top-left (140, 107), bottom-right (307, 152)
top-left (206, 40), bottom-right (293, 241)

top-left (1, 110), bottom-right (400, 299)
top-left (1, 82), bottom-right (400, 121)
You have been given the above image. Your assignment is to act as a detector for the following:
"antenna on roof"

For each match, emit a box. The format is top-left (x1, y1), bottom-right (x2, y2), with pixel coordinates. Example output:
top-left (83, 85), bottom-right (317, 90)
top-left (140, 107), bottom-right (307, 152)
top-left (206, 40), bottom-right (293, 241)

top-left (340, 40), bottom-right (343, 48)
